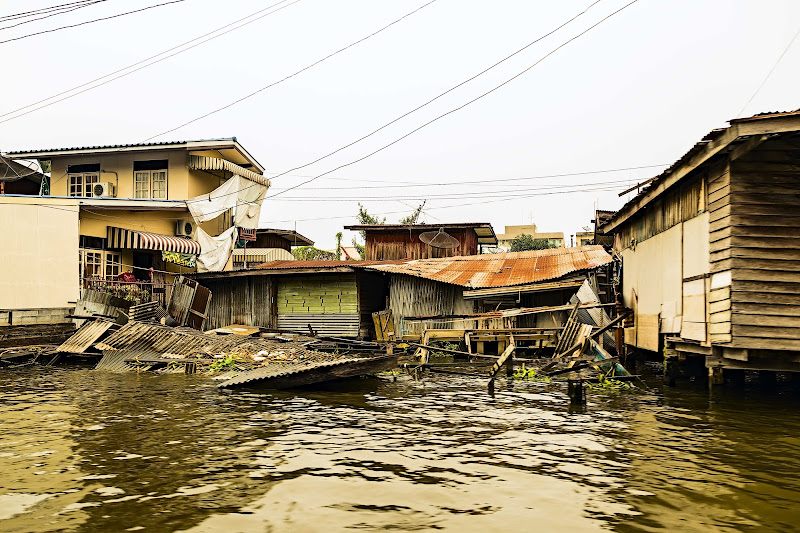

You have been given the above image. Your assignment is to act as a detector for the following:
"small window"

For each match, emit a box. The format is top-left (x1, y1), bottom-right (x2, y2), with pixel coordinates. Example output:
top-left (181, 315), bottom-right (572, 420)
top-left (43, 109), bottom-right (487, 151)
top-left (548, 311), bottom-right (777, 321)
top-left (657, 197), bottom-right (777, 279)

top-left (133, 169), bottom-right (168, 199)
top-left (84, 251), bottom-right (102, 277)
top-left (105, 252), bottom-right (121, 279)
top-left (134, 171), bottom-right (150, 199)
top-left (69, 174), bottom-right (83, 197)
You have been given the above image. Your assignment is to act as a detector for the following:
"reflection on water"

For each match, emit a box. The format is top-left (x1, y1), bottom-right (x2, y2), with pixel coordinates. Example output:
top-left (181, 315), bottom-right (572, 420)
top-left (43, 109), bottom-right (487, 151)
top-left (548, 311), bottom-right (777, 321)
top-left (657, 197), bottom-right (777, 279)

top-left (1, 364), bottom-right (800, 532)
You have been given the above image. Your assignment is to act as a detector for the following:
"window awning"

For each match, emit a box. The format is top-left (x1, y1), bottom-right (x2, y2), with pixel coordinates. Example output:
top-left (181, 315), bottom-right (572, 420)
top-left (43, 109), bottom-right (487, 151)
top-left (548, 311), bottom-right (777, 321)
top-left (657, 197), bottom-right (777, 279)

top-left (108, 226), bottom-right (201, 254)
top-left (187, 155), bottom-right (270, 187)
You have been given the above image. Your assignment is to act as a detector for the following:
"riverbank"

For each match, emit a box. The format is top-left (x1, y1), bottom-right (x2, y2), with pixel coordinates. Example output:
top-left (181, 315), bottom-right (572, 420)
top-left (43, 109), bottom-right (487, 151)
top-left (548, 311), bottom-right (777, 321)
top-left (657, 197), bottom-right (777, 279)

top-left (2, 362), bottom-right (800, 532)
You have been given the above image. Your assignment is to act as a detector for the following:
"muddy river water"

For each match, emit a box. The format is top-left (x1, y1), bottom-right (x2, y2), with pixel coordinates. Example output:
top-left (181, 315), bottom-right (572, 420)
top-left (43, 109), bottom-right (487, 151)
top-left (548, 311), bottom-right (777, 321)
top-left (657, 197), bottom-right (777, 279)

top-left (1, 363), bottom-right (800, 532)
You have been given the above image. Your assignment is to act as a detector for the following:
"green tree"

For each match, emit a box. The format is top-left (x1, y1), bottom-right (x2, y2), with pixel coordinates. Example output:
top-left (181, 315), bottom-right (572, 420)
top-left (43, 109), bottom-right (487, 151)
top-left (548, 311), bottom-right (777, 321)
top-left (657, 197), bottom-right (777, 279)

top-left (399, 200), bottom-right (426, 225)
top-left (292, 246), bottom-right (336, 261)
top-left (510, 234), bottom-right (556, 252)
top-left (335, 232), bottom-right (343, 260)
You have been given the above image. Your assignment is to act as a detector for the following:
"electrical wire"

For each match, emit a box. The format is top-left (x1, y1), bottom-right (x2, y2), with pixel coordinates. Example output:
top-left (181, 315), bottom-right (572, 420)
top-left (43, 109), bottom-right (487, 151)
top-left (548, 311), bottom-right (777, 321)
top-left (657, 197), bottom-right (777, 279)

top-left (147, 0), bottom-right (603, 155)
top-left (0, 0), bottom-right (188, 45)
top-left (267, 0), bottom-right (640, 199)
top-left (266, 164), bottom-right (668, 191)
top-left (737, 24), bottom-right (800, 117)
top-left (0, 0), bottom-right (100, 21)
top-left (0, 0), bottom-right (297, 123)
top-left (0, 1), bottom-right (107, 31)
top-left (142, 0), bottom-right (442, 141)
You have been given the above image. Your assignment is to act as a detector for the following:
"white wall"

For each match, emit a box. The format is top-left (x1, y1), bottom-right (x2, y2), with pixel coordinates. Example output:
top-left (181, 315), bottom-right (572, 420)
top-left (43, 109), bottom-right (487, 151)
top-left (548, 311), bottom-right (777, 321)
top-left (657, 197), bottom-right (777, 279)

top-left (0, 198), bottom-right (80, 310)
top-left (621, 212), bottom-right (710, 352)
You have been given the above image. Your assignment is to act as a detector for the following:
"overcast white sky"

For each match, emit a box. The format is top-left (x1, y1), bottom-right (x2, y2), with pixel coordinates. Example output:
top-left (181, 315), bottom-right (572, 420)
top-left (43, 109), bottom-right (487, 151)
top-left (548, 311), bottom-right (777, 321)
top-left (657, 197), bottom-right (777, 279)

top-left (3, 0), bottom-right (800, 249)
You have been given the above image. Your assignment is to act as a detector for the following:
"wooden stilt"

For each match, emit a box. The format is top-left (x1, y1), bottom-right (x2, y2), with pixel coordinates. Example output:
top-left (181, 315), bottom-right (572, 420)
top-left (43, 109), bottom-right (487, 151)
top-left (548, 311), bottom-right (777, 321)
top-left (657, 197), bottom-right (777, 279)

top-left (708, 366), bottom-right (724, 387)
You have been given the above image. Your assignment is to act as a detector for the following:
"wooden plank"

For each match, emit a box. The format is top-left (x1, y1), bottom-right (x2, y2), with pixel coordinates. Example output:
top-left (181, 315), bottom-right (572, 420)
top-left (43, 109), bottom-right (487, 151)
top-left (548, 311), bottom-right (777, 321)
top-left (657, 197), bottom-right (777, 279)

top-left (731, 324), bottom-right (800, 339)
top-left (708, 321), bottom-right (731, 335)
top-left (709, 310), bottom-right (731, 324)
top-left (487, 342), bottom-right (516, 385)
top-left (708, 299), bottom-right (731, 314)
top-left (732, 312), bottom-right (800, 327)
top-left (710, 333), bottom-right (732, 344)
top-left (708, 287), bottom-right (730, 303)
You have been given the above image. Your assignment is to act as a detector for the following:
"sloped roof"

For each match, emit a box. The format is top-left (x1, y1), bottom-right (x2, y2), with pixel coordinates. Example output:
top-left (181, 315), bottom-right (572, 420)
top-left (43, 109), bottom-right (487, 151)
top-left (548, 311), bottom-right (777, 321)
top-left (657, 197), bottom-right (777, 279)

top-left (362, 245), bottom-right (611, 288)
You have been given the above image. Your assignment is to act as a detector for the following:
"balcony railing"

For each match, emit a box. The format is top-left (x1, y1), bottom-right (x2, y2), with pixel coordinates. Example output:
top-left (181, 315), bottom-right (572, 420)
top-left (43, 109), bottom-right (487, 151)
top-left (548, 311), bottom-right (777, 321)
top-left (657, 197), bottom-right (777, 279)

top-left (82, 277), bottom-right (173, 307)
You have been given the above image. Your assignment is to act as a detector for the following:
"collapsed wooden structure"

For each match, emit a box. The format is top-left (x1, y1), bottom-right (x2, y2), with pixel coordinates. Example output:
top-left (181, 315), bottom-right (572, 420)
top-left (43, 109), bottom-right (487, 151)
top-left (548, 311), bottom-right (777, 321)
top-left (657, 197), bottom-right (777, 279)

top-left (600, 109), bottom-right (800, 380)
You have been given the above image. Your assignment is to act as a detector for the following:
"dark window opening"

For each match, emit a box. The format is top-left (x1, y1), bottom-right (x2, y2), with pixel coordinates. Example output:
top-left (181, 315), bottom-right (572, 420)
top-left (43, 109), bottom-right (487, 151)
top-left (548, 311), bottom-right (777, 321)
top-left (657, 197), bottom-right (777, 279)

top-left (67, 163), bottom-right (100, 173)
top-left (133, 160), bottom-right (168, 171)
top-left (79, 235), bottom-right (106, 249)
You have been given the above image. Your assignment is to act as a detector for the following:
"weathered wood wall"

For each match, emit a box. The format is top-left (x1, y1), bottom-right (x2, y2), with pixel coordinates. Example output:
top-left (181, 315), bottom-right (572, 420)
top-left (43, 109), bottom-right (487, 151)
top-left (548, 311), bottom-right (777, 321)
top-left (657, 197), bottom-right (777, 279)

top-left (357, 271), bottom-right (390, 338)
top-left (388, 274), bottom-right (475, 334)
top-left (365, 228), bottom-right (479, 260)
top-left (202, 275), bottom-right (272, 330)
top-left (708, 141), bottom-right (800, 350)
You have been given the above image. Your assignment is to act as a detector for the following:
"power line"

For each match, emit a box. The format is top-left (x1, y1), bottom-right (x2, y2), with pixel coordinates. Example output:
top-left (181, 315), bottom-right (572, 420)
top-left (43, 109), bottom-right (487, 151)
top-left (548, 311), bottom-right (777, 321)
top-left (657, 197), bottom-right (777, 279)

top-left (266, 164), bottom-right (667, 191)
top-left (0, 0), bottom-right (188, 45)
top-left (158, 0), bottom-right (604, 176)
top-left (737, 25), bottom-right (800, 117)
top-left (142, 0), bottom-right (442, 141)
top-left (0, 1), bottom-right (107, 31)
top-left (0, 0), bottom-right (297, 123)
top-left (0, 0), bottom-right (99, 21)
top-left (267, 0), bottom-right (640, 199)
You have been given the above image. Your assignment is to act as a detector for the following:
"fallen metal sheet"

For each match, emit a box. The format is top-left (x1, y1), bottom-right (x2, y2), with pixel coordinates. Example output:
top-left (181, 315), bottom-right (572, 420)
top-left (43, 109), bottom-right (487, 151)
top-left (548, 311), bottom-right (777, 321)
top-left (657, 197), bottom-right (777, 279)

top-left (57, 320), bottom-right (116, 354)
top-left (216, 355), bottom-right (397, 389)
top-left (95, 351), bottom-right (135, 372)
top-left (128, 301), bottom-right (170, 323)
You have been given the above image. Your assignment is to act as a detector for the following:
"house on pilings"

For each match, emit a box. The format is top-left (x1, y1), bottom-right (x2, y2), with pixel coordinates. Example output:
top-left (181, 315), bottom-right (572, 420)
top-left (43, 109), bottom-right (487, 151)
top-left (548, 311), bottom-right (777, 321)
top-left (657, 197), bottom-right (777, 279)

top-left (599, 109), bottom-right (800, 377)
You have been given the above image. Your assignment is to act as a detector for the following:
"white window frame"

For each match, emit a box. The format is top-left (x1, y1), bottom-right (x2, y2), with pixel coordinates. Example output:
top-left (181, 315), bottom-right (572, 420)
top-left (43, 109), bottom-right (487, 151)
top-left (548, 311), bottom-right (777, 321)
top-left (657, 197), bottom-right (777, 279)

top-left (105, 252), bottom-right (122, 280)
top-left (68, 172), bottom-right (100, 197)
top-left (133, 169), bottom-right (168, 199)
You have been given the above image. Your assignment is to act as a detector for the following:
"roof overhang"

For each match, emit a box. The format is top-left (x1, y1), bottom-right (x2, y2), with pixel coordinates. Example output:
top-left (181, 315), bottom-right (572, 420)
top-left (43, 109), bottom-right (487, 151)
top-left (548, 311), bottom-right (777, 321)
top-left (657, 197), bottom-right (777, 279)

top-left (78, 197), bottom-right (189, 211)
top-left (8, 138), bottom-right (265, 174)
top-left (603, 113), bottom-right (800, 234)
top-left (344, 223), bottom-right (498, 245)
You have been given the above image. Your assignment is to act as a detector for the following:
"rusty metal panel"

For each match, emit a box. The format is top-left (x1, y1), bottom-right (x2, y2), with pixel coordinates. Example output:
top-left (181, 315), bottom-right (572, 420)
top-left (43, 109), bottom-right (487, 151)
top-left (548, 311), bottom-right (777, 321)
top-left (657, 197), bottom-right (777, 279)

top-left (57, 320), bottom-right (116, 354)
top-left (365, 246), bottom-right (612, 289)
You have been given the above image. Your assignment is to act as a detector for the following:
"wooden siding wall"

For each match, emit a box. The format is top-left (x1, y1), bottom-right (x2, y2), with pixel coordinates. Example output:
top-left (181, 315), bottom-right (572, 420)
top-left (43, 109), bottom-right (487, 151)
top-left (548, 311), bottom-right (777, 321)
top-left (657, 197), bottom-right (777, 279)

top-left (365, 228), bottom-right (479, 260)
top-left (388, 274), bottom-right (475, 334)
top-left (252, 233), bottom-right (292, 251)
top-left (617, 175), bottom-right (704, 249)
top-left (202, 275), bottom-right (272, 330)
top-left (708, 142), bottom-right (800, 350)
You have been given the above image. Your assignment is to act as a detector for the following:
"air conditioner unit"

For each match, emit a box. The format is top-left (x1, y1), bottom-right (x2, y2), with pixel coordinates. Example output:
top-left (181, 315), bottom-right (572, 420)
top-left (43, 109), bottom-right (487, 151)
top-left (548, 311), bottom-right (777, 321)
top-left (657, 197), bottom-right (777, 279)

top-left (92, 182), bottom-right (115, 198)
top-left (176, 219), bottom-right (196, 237)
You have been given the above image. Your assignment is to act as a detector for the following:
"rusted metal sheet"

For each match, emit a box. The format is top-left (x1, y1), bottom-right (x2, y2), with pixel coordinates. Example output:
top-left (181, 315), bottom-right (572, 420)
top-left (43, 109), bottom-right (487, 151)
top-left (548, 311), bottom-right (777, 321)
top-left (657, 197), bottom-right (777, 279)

top-left (128, 301), bottom-right (169, 323)
top-left (365, 246), bottom-right (612, 289)
top-left (57, 320), bottom-right (116, 354)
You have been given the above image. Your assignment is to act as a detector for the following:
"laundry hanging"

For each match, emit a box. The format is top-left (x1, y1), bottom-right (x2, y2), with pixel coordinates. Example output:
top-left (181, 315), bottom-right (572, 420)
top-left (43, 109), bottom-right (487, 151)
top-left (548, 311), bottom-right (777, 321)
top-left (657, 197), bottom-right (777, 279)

top-left (196, 226), bottom-right (238, 273)
top-left (186, 175), bottom-right (267, 229)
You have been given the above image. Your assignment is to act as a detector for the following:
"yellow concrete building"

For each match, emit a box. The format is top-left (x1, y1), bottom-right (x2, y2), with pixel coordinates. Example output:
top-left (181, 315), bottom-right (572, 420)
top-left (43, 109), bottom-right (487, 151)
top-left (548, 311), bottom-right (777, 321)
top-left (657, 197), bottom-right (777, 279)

top-left (496, 224), bottom-right (565, 250)
top-left (0, 139), bottom-right (268, 324)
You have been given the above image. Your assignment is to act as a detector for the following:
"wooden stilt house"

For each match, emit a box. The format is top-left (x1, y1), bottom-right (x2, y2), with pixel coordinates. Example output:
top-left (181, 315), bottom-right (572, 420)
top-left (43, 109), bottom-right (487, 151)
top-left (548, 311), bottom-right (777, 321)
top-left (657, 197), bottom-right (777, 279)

top-left (600, 109), bottom-right (800, 374)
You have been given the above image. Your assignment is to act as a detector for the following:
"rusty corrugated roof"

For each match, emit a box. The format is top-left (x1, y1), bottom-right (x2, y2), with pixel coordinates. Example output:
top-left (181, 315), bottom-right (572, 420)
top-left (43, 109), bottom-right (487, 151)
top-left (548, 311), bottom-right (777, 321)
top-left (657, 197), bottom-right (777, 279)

top-left (361, 246), bottom-right (611, 288)
top-left (254, 260), bottom-right (404, 270)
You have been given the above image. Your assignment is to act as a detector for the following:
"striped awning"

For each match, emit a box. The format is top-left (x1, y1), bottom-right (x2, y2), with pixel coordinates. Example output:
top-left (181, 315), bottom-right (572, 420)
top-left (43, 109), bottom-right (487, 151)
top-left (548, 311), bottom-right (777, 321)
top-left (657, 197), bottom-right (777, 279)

top-left (107, 226), bottom-right (201, 254)
top-left (187, 155), bottom-right (270, 187)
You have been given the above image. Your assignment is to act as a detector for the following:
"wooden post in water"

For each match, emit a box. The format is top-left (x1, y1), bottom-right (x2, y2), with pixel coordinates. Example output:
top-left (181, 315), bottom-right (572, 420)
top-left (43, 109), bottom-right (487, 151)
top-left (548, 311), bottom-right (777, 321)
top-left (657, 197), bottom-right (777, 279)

top-left (567, 379), bottom-right (585, 405)
top-left (708, 366), bottom-right (724, 387)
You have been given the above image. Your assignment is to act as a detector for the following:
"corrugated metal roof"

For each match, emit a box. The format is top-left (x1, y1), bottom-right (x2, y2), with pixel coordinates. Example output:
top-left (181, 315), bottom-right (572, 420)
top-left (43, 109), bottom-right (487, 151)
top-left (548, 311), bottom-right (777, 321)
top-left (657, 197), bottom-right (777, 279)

top-left (57, 320), bottom-right (116, 354)
top-left (7, 138), bottom-right (235, 155)
top-left (255, 260), bottom-right (404, 270)
top-left (362, 246), bottom-right (611, 288)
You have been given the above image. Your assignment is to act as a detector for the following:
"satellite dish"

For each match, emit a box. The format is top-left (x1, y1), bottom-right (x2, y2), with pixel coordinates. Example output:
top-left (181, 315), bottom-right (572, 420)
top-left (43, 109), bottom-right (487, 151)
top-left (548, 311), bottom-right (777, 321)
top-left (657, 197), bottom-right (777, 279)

top-left (420, 228), bottom-right (460, 249)
top-left (582, 225), bottom-right (592, 232)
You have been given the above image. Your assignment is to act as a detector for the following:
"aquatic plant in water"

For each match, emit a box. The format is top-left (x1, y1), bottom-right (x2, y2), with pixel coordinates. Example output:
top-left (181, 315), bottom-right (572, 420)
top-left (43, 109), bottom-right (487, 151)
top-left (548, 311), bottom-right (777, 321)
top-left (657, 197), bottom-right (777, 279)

top-left (208, 356), bottom-right (235, 373)
top-left (513, 364), bottom-right (550, 382)
top-left (586, 369), bottom-right (632, 391)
